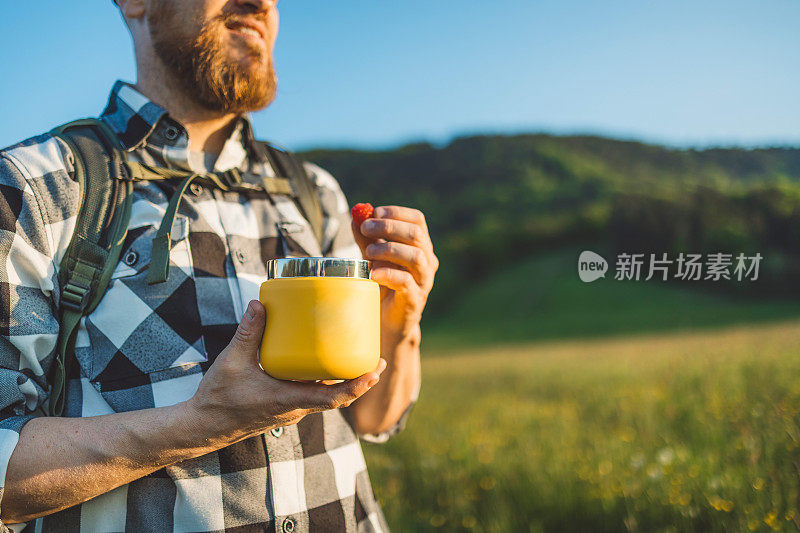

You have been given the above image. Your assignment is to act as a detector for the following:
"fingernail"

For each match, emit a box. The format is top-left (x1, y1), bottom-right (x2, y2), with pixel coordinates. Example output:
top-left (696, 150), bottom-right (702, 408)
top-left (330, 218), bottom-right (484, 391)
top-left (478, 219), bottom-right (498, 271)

top-left (362, 220), bottom-right (375, 231)
top-left (245, 301), bottom-right (256, 321)
top-left (366, 244), bottom-right (377, 255)
top-left (373, 207), bottom-right (384, 218)
top-left (377, 359), bottom-right (387, 374)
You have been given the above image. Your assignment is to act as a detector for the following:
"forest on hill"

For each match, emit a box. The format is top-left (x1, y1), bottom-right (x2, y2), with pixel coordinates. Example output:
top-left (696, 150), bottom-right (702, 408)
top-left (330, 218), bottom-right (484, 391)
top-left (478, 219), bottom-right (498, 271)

top-left (302, 134), bottom-right (800, 316)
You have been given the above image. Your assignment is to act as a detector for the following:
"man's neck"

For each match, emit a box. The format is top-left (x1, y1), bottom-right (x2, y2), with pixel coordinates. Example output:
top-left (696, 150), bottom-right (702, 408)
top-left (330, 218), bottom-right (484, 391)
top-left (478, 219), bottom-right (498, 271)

top-left (134, 62), bottom-right (239, 155)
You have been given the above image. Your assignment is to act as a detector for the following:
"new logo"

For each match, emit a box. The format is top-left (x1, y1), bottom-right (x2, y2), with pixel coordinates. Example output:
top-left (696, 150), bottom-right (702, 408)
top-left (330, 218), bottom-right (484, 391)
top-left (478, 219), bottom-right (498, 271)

top-left (578, 251), bottom-right (608, 282)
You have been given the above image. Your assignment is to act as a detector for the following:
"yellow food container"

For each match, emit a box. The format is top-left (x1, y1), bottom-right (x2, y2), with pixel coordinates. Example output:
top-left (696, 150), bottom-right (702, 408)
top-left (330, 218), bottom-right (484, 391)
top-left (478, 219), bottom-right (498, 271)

top-left (258, 257), bottom-right (380, 380)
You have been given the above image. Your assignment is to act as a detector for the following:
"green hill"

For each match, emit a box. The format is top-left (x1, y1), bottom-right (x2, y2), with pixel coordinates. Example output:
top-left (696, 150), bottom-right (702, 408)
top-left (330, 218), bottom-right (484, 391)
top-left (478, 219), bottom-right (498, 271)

top-left (301, 134), bottom-right (800, 342)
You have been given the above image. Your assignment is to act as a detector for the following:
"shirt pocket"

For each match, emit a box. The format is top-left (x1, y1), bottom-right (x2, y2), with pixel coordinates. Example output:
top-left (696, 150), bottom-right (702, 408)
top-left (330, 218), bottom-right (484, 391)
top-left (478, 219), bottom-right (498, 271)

top-left (272, 195), bottom-right (323, 258)
top-left (76, 215), bottom-right (208, 388)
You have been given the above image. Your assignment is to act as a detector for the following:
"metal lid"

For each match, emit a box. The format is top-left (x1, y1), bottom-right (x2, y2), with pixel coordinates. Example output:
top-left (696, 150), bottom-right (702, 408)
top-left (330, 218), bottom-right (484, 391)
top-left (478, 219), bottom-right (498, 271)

top-left (267, 257), bottom-right (370, 280)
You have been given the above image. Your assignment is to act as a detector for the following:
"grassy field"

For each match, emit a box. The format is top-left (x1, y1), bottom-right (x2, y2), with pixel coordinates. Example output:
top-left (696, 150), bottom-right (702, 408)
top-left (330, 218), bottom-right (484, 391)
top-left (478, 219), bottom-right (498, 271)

top-left (363, 320), bottom-right (800, 532)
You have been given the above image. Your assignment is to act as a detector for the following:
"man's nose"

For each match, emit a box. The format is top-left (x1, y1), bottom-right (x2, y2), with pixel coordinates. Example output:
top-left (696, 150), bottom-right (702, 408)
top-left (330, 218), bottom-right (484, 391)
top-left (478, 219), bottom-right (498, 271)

top-left (234, 0), bottom-right (277, 12)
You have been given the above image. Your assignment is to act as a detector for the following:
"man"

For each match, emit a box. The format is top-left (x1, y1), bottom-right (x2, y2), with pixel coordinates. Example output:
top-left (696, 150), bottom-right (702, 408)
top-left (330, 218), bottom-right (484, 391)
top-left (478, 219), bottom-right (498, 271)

top-left (0, 0), bottom-right (437, 530)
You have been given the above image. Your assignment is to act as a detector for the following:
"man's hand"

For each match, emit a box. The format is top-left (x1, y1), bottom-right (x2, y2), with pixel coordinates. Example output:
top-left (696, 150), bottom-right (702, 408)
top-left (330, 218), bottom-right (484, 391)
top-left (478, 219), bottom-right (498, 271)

top-left (343, 205), bottom-right (434, 435)
top-left (351, 206), bottom-right (439, 341)
top-left (183, 300), bottom-right (386, 445)
top-left (1, 300), bottom-right (384, 524)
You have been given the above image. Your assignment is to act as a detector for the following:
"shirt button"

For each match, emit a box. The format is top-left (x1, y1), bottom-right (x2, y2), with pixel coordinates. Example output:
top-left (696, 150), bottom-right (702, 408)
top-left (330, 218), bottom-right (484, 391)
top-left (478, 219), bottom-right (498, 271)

top-left (281, 517), bottom-right (295, 533)
top-left (164, 125), bottom-right (180, 141)
top-left (270, 427), bottom-right (284, 438)
top-left (123, 250), bottom-right (138, 267)
top-left (189, 183), bottom-right (203, 196)
top-left (235, 250), bottom-right (247, 264)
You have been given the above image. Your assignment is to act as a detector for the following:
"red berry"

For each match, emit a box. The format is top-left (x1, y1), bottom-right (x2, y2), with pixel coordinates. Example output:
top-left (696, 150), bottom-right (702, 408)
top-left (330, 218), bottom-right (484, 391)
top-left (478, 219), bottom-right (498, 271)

top-left (351, 203), bottom-right (374, 226)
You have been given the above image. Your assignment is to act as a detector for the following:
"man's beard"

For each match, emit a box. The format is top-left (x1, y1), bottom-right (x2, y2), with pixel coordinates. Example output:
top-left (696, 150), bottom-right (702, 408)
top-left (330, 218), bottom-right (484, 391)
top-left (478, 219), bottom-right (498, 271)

top-left (148, 4), bottom-right (277, 114)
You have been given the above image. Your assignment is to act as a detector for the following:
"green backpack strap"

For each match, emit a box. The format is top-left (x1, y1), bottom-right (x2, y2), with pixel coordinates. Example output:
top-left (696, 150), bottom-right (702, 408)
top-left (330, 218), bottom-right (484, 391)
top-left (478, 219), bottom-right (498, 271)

top-left (146, 172), bottom-right (204, 285)
top-left (132, 142), bottom-right (325, 285)
top-left (124, 142), bottom-right (328, 285)
top-left (122, 162), bottom-right (233, 285)
top-left (43, 119), bottom-right (134, 417)
top-left (256, 142), bottom-right (325, 247)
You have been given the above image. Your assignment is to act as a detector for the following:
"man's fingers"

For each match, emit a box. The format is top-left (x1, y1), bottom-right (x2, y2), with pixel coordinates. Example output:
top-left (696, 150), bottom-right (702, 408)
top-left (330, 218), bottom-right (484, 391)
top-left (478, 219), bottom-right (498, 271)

top-left (373, 206), bottom-right (428, 229)
top-left (360, 218), bottom-right (431, 252)
top-left (285, 359), bottom-right (387, 411)
top-left (373, 357), bottom-right (388, 374)
top-left (369, 266), bottom-right (418, 294)
top-left (365, 242), bottom-right (430, 286)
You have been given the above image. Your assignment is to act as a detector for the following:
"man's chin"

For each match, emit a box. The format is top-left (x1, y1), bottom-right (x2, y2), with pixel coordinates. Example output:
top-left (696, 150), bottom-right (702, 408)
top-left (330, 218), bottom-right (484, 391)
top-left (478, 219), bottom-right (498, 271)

top-left (224, 36), bottom-right (269, 64)
top-left (227, 57), bottom-right (273, 85)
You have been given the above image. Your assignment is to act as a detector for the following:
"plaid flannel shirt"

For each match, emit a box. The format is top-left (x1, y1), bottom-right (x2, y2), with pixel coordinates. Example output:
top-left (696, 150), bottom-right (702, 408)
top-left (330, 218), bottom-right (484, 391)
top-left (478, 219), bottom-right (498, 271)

top-left (0, 81), bottom-right (414, 532)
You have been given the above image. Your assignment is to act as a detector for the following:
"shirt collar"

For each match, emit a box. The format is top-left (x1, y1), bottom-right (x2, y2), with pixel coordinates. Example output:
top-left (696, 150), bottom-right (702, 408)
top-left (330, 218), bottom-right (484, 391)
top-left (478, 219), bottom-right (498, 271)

top-left (101, 80), bottom-right (167, 150)
top-left (100, 80), bottom-right (263, 173)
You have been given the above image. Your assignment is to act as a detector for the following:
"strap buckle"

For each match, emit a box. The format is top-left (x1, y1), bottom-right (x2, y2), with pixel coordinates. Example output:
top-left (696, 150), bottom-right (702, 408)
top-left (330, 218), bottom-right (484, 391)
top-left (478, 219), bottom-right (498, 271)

top-left (220, 168), bottom-right (242, 187)
top-left (262, 176), bottom-right (294, 196)
top-left (61, 278), bottom-right (91, 313)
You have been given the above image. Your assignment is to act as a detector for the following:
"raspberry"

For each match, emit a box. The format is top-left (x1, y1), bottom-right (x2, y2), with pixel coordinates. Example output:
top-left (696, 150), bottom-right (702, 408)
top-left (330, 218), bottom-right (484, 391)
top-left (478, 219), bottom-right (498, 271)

top-left (351, 203), bottom-right (374, 226)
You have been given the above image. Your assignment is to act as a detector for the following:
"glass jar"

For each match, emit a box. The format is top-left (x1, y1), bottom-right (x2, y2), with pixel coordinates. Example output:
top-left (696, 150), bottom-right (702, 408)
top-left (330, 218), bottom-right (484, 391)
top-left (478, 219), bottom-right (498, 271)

top-left (258, 257), bottom-right (380, 380)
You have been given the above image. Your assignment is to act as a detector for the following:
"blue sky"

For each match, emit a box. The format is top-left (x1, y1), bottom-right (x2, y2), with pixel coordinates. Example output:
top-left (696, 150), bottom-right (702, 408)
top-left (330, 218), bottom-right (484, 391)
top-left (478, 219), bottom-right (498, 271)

top-left (1, 0), bottom-right (799, 150)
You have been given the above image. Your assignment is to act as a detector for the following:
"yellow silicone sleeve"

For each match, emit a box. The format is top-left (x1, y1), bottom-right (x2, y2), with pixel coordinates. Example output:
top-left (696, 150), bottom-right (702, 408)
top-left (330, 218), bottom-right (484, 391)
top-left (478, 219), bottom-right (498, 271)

top-left (258, 277), bottom-right (380, 380)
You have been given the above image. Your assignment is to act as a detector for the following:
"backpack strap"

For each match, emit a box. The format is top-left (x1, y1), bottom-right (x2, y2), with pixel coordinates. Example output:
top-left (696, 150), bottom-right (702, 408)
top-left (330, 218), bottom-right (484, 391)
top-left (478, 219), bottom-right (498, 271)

top-left (254, 142), bottom-right (324, 247)
top-left (122, 163), bottom-right (247, 285)
top-left (43, 119), bottom-right (134, 416)
top-left (127, 142), bottom-right (325, 285)
top-left (146, 172), bottom-right (206, 285)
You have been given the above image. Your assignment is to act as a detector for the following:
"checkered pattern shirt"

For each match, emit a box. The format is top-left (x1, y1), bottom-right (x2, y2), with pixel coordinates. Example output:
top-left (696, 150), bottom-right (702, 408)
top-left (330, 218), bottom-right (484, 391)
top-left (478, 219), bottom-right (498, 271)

top-left (0, 81), bottom-right (413, 532)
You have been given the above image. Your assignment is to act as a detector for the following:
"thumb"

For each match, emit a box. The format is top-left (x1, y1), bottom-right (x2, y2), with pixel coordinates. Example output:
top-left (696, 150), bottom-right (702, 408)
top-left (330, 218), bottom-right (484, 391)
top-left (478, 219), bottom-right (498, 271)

top-left (227, 300), bottom-right (266, 360)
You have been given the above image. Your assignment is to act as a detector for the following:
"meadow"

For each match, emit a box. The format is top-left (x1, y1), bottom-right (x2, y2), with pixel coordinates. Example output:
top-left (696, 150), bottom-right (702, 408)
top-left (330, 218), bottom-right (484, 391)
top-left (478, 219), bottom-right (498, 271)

top-left (316, 134), bottom-right (800, 531)
top-left (363, 320), bottom-right (800, 532)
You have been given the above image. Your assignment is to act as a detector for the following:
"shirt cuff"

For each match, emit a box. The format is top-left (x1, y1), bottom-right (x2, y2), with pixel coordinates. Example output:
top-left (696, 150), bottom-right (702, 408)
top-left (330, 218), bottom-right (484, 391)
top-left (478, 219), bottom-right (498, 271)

top-left (358, 376), bottom-right (421, 444)
top-left (0, 416), bottom-right (35, 517)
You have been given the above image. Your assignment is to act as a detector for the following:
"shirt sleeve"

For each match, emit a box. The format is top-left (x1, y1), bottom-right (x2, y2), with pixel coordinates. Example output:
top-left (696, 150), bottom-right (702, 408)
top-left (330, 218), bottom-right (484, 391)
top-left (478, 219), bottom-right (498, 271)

top-left (304, 161), bottom-right (420, 442)
top-left (0, 150), bottom-right (62, 513)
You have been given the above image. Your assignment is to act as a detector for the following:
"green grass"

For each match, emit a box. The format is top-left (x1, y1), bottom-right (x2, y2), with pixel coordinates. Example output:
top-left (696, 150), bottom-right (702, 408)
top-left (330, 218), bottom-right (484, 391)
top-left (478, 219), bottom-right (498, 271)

top-left (424, 250), bottom-right (800, 350)
top-left (363, 321), bottom-right (800, 532)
